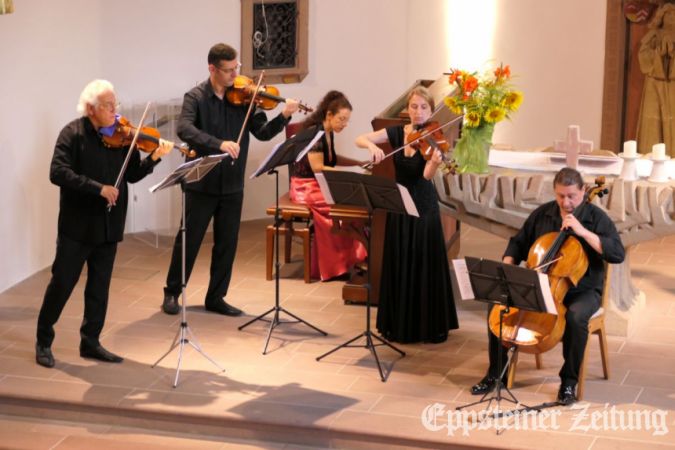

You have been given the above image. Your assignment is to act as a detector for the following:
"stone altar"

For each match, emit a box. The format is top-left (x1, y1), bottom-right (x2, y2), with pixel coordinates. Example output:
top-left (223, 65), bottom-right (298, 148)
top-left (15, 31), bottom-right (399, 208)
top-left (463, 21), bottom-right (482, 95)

top-left (436, 168), bottom-right (675, 336)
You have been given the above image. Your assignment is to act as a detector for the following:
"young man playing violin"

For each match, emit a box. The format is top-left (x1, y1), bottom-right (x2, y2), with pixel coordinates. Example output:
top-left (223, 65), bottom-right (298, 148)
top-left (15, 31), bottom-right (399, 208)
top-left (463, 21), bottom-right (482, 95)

top-left (161, 43), bottom-right (299, 316)
top-left (35, 80), bottom-right (173, 368)
top-left (471, 167), bottom-right (624, 405)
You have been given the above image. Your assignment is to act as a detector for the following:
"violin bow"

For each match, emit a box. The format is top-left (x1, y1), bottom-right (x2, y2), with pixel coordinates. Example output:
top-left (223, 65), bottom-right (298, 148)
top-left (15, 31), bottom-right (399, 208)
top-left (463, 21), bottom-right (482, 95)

top-left (231, 71), bottom-right (266, 165)
top-left (109, 101), bottom-right (151, 210)
top-left (362, 114), bottom-right (464, 170)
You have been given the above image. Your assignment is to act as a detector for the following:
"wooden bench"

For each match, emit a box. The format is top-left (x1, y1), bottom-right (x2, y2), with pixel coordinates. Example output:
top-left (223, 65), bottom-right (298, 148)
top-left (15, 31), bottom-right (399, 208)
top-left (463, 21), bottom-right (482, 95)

top-left (265, 193), bottom-right (313, 283)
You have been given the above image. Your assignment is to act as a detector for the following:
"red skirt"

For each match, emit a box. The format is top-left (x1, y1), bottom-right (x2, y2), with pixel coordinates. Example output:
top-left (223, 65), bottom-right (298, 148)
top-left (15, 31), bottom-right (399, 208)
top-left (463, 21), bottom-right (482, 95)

top-left (290, 177), bottom-right (367, 281)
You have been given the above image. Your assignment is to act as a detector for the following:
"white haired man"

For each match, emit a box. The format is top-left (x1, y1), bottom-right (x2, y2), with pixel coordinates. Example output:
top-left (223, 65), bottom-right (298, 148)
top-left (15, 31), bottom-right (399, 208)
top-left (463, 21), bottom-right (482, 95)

top-left (35, 80), bottom-right (173, 368)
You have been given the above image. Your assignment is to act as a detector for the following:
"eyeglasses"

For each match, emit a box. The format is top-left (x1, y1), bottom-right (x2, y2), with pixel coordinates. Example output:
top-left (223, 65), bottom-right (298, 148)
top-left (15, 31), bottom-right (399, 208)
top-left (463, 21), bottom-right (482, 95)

top-left (97, 101), bottom-right (120, 112)
top-left (216, 62), bottom-right (242, 75)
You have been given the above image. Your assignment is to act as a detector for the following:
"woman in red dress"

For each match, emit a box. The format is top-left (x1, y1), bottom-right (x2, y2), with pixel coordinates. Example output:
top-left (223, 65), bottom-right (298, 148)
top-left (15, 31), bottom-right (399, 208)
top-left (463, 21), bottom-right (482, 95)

top-left (289, 91), bottom-right (366, 281)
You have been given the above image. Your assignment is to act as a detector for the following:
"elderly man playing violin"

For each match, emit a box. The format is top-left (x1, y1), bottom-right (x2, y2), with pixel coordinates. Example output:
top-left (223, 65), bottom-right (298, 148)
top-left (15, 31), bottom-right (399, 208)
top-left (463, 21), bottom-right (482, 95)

top-left (35, 79), bottom-right (173, 368)
top-left (161, 43), bottom-right (299, 316)
top-left (471, 167), bottom-right (625, 405)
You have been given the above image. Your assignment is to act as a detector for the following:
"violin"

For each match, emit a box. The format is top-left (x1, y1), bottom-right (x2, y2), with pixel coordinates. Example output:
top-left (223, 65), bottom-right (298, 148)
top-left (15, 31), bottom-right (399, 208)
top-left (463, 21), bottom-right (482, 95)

top-left (406, 121), bottom-right (458, 174)
top-left (361, 116), bottom-right (463, 173)
top-left (487, 177), bottom-right (609, 354)
top-left (406, 121), bottom-right (450, 159)
top-left (226, 75), bottom-right (313, 114)
top-left (101, 116), bottom-right (196, 158)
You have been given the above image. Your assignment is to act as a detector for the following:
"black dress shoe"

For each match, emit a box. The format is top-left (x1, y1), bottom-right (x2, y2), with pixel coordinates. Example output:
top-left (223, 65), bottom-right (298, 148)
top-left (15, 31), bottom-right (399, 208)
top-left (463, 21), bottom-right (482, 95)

top-left (470, 374), bottom-right (508, 395)
top-left (35, 344), bottom-right (55, 368)
top-left (162, 293), bottom-right (180, 315)
top-left (80, 345), bottom-right (123, 363)
top-left (557, 384), bottom-right (577, 405)
top-left (205, 299), bottom-right (243, 316)
top-left (470, 376), bottom-right (497, 395)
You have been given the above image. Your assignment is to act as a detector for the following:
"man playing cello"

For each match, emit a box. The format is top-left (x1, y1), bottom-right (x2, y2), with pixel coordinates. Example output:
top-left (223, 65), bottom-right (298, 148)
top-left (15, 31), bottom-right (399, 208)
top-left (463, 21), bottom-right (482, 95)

top-left (471, 167), bottom-right (625, 405)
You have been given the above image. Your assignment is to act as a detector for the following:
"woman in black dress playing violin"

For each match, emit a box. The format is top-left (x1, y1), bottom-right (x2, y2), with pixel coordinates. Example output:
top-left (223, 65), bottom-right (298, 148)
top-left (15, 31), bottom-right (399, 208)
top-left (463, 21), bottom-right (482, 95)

top-left (355, 86), bottom-right (459, 343)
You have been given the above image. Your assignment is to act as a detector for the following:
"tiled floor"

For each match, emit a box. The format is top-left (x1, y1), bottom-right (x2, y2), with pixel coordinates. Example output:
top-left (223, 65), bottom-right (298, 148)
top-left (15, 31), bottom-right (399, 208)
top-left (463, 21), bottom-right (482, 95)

top-left (0, 220), bottom-right (674, 449)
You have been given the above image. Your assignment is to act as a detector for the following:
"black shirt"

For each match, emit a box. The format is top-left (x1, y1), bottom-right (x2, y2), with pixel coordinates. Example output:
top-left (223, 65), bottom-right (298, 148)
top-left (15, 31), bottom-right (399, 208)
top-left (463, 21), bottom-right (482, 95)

top-left (503, 200), bottom-right (625, 295)
top-left (177, 79), bottom-right (290, 195)
top-left (290, 126), bottom-right (337, 179)
top-left (50, 117), bottom-right (160, 244)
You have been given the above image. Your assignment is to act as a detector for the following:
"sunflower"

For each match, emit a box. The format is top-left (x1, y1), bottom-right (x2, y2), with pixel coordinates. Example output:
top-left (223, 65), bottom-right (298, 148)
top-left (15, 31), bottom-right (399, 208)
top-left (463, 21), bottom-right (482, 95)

top-left (503, 91), bottom-right (524, 112)
top-left (484, 107), bottom-right (506, 123)
top-left (444, 96), bottom-right (462, 114)
top-left (465, 110), bottom-right (482, 128)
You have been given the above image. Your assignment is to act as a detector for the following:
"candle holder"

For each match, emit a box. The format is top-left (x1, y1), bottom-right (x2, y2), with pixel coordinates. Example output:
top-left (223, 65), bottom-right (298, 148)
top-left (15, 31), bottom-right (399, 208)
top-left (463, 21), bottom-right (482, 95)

top-left (619, 153), bottom-right (640, 181)
top-left (648, 153), bottom-right (671, 183)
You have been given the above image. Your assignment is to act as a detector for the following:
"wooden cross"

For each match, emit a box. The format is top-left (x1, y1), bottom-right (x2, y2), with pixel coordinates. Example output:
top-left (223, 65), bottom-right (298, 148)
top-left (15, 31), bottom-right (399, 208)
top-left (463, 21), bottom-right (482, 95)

top-left (554, 125), bottom-right (593, 169)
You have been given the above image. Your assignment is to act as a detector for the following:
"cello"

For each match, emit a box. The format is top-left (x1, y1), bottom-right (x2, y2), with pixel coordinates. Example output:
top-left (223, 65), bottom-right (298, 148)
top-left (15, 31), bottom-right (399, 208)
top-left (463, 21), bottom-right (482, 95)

top-left (487, 177), bottom-right (609, 354)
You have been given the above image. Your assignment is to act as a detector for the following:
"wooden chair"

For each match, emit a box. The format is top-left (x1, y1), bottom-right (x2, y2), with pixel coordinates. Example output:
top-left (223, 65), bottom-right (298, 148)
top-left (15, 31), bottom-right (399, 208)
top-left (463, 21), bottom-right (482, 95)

top-left (506, 264), bottom-right (612, 400)
top-left (264, 122), bottom-right (313, 283)
top-left (265, 194), bottom-right (312, 283)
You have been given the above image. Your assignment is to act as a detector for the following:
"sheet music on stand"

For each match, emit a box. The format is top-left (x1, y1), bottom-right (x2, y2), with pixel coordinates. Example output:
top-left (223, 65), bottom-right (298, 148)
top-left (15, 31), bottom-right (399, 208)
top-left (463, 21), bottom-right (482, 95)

top-left (315, 171), bottom-right (419, 217)
top-left (250, 129), bottom-right (325, 179)
top-left (149, 153), bottom-right (230, 193)
top-left (452, 257), bottom-right (557, 315)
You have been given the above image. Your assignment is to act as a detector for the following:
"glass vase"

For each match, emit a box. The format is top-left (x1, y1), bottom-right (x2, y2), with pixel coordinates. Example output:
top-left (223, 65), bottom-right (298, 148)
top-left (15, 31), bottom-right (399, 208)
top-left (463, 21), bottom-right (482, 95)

top-left (453, 123), bottom-right (494, 174)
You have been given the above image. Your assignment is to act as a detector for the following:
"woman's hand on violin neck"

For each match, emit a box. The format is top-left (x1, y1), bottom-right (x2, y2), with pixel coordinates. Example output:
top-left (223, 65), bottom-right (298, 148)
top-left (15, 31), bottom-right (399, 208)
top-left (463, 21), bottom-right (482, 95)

top-left (100, 185), bottom-right (119, 207)
top-left (151, 139), bottom-right (174, 161)
top-left (282, 98), bottom-right (300, 118)
top-left (430, 149), bottom-right (443, 165)
top-left (423, 149), bottom-right (443, 179)
top-left (220, 140), bottom-right (240, 159)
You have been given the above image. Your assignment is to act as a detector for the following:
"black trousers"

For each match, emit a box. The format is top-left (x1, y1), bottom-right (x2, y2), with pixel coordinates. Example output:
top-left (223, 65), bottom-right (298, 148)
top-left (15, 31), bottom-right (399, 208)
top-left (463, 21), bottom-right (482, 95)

top-left (165, 190), bottom-right (244, 303)
top-left (485, 289), bottom-right (601, 387)
top-left (36, 234), bottom-right (117, 349)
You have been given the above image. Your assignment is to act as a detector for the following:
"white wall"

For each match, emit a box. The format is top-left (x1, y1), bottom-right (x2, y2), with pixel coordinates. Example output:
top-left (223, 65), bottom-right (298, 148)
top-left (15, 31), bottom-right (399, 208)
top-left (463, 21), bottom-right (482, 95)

top-left (0, 0), bottom-right (608, 293)
top-left (0, 0), bottom-right (103, 292)
top-left (405, 0), bottom-right (607, 150)
top-left (97, 0), bottom-right (408, 228)
top-left (489, 0), bottom-right (607, 149)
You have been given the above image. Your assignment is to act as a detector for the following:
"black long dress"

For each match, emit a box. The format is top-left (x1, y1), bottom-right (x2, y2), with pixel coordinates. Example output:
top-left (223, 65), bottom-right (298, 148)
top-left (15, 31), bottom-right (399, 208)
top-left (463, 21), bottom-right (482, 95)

top-left (376, 126), bottom-right (459, 343)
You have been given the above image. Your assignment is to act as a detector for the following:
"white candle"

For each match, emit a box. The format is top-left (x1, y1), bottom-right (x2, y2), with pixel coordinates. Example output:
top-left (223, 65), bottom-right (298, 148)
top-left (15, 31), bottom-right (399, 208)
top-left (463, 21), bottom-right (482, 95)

top-left (623, 140), bottom-right (637, 157)
top-left (652, 143), bottom-right (666, 159)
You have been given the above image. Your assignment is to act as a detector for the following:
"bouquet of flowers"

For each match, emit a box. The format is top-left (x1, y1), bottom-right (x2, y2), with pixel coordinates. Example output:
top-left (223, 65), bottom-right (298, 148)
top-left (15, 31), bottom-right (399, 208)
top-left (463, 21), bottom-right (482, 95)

top-left (444, 64), bottom-right (523, 173)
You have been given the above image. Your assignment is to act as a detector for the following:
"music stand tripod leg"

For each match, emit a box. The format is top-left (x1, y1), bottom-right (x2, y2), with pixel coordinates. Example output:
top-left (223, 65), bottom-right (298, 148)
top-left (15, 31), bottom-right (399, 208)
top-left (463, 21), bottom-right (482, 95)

top-left (457, 308), bottom-right (531, 413)
top-left (316, 211), bottom-right (405, 382)
top-left (238, 169), bottom-right (327, 354)
top-left (152, 182), bottom-right (224, 387)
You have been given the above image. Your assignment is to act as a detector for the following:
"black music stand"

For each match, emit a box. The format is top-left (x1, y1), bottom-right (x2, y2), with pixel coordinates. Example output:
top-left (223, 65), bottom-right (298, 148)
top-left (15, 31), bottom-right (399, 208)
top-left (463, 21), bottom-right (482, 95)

top-left (456, 257), bottom-right (554, 414)
top-left (314, 170), bottom-right (416, 381)
top-left (150, 154), bottom-right (230, 387)
top-left (238, 127), bottom-right (327, 354)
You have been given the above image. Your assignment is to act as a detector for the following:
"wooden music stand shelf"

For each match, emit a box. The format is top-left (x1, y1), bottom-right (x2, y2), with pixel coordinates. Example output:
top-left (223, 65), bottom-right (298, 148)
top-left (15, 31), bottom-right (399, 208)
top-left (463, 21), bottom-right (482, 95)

top-left (265, 193), bottom-right (313, 283)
